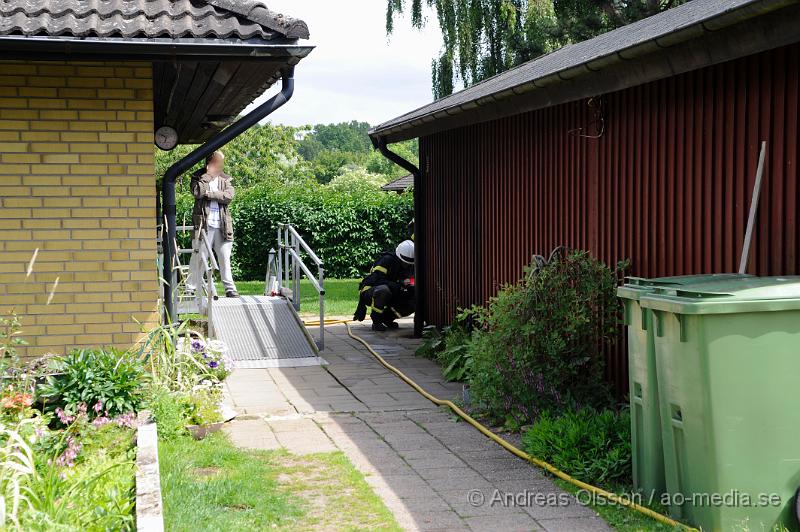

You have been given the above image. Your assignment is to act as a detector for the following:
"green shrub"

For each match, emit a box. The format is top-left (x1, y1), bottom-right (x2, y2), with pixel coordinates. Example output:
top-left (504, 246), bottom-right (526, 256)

top-left (181, 389), bottom-right (223, 426)
top-left (467, 250), bottom-right (623, 426)
top-left (177, 179), bottom-right (413, 279)
top-left (522, 407), bottom-right (631, 485)
top-left (146, 387), bottom-right (187, 440)
top-left (38, 348), bottom-right (148, 422)
top-left (417, 306), bottom-right (481, 382)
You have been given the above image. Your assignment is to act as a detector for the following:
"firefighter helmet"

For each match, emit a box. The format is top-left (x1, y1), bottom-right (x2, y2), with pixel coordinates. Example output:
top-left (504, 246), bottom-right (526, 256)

top-left (396, 240), bottom-right (415, 265)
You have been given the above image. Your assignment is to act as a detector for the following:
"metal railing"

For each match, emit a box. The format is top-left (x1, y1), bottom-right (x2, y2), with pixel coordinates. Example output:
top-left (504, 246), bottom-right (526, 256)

top-left (275, 223), bottom-right (325, 350)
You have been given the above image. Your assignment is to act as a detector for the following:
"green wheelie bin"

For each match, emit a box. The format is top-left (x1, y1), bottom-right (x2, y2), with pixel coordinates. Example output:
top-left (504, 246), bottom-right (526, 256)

top-left (617, 274), bottom-right (749, 500)
top-left (640, 276), bottom-right (800, 531)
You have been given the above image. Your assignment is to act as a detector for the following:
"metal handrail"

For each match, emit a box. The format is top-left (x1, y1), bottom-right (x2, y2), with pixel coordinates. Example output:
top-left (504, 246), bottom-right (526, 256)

top-left (284, 223), bottom-right (322, 266)
top-left (277, 223), bottom-right (325, 350)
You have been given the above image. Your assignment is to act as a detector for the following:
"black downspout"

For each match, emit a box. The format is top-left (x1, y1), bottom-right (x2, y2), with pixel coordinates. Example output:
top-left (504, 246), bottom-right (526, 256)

top-left (162, 68), bottom-right (296, 324)
top-left (376, 137), bottom-right (425, 338)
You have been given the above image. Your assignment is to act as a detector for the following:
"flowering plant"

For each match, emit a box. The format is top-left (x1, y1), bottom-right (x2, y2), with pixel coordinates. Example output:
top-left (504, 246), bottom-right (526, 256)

top-left (38, 348), bottom-right (147, 426)
top-left (181, 388), bottom-right (223, 427)
top-left (0, 385), bottom-right (35, 424)
top-left (40, 401), bottom-right (136, 468)
top-left (185, 338), bottom-right (232, 384)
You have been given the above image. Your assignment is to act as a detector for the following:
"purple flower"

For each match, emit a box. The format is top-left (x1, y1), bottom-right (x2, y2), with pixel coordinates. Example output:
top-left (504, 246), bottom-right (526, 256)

top-left (55, 407), bottom-right (75, 425)
top-left (208, 361), bottom-right (219, 369)
top-left (93, 401), bottom-right (103, 413)
top-left (92, 416), bottom-right (111, 427)
top-left (191, 340), bottom-right (205, 352)
top-left (114, 412), bottom-right (136, 428)
top-left (56, 437), bottom-right (82, 467)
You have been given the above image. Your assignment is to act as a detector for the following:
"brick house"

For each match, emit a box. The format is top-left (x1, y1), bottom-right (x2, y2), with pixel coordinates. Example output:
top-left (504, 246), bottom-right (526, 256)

top-left (0, 1), bottom-right (310, 356)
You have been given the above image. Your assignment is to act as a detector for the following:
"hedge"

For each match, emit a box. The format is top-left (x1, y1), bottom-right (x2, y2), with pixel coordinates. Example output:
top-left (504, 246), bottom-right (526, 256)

top-left (176, 181), bottom-right (413, 279)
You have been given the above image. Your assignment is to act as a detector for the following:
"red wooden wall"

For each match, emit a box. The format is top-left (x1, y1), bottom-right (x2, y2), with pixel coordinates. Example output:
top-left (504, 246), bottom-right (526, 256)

top-left (419, 43), bottom-right (800, 395)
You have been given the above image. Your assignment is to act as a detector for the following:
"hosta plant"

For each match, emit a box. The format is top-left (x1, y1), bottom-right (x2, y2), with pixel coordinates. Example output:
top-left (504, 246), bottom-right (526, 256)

top-left (37, 348), bottom-right (147, 424)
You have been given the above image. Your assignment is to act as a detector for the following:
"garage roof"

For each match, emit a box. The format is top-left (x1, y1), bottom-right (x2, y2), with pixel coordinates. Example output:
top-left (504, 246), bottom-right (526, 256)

top-left (369, 0), bottom-right (800, 144)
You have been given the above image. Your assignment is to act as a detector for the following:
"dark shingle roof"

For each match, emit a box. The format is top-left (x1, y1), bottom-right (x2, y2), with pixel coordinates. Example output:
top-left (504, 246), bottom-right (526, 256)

top-left (0, 0), bottom-right (309, 41)
top-left (381, 174), bottom-right (414, 192)
top-left (370, 0), bottom-right (792, 143)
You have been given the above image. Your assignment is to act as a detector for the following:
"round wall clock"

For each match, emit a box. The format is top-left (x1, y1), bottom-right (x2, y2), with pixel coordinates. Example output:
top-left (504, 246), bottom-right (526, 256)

top-left (155, 125), bottom-right (179, 151)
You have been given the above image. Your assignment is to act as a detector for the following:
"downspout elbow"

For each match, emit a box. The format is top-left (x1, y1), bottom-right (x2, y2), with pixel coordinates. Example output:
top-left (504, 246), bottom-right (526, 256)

top-left (376, 137), bottom-right (420, 178)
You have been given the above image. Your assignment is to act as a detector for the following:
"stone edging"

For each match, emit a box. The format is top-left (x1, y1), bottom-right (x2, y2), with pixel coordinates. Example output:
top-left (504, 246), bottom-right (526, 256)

top-left (136, 412), bottom-right (164, 532)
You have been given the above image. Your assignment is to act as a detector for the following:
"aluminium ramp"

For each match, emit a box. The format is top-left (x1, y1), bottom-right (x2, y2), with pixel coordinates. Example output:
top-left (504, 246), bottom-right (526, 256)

top-left (211, 295), bottom-right (326, 368)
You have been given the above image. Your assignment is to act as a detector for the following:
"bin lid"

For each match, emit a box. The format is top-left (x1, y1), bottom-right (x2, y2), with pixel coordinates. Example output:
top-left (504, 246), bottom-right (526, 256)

top-left (617, 273), bottom-right (751, 301)
top-left (639, 276), bottom-right (800, 314)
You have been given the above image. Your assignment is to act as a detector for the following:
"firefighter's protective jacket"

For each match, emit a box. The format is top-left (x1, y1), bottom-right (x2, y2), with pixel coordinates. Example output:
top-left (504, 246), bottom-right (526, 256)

top-left (354, 251), bottom-right (413, 322)
top-left (359, 252), bottom-right (411, 291)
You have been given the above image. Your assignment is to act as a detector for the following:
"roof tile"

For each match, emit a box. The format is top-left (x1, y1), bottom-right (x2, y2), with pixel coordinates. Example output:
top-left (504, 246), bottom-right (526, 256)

top-left (0, 0), bottom-right (308, 41)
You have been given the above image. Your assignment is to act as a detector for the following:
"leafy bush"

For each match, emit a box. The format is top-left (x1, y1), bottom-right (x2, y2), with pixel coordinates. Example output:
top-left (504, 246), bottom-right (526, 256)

top-left (522, 407), bottom-right (631, 485)
top-left (326, 167), bottom-right (388, 194)
top-left (467, 250), bottom-right (623, 426)
top-left (38, 348), bottom-right (147, 422)
top-left (181, 389), bottom-right (222, 426)
top-left (145, 387), bottom-right (187, 440)
top-left (177, 179), bottom-right (414, 279)
top-left (417, 307), bottom-right (482, 382)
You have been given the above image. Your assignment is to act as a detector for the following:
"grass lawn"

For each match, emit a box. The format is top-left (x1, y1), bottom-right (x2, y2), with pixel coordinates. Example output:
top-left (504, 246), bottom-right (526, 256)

top-left (217, 278), bottom-right (360, 317)
top-left (160, 432), bottom-right (400, 531)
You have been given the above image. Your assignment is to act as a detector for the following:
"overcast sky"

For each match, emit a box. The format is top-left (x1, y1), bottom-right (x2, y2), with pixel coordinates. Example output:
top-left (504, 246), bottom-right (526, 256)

top-left (244, 1), bottom-right (443, 128)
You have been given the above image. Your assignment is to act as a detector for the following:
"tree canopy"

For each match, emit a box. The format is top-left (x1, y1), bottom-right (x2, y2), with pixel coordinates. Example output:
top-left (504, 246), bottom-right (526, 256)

top-left (156, 121), bottom-right (418, 189)
top-left (386, 0), bottom-right (684, 99)
top-left (297, 121), bottom-right (418, 183)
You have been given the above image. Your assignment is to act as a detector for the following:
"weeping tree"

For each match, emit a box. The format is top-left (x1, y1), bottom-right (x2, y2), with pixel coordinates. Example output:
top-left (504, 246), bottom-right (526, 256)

top-left (386, 0), bottom-right (685, 99)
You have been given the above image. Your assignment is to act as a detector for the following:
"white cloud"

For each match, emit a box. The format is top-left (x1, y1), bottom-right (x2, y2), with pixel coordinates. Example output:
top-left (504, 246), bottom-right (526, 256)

top-left (245, 0), bottom-right (443, 127)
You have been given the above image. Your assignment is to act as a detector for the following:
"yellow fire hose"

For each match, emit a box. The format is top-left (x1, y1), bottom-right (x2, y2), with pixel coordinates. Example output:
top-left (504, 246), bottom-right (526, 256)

top-left (303, 318), bottom-right (695, 531)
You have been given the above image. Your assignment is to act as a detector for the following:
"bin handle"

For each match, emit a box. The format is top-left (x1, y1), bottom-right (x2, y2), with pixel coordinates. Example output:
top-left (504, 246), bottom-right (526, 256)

top-left (677, 314), bottom-right (687, 342)
top-left (653, 310), bottom-right (664, 338)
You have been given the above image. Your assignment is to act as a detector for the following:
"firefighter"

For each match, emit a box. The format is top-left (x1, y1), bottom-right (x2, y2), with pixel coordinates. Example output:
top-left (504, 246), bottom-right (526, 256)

top-left (354, 240), bottom-right (415, 331)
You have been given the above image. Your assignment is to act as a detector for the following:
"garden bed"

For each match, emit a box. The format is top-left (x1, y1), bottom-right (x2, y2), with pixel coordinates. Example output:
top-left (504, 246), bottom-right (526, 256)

top-left (0, 394), bottom-right (139, 530)
top-left (1, 312), bottom-right (232, 531)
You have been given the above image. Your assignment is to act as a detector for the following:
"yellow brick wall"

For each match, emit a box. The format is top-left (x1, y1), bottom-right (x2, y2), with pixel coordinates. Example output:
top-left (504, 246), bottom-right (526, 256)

top-left (0, 61), bottom-right (159, 357)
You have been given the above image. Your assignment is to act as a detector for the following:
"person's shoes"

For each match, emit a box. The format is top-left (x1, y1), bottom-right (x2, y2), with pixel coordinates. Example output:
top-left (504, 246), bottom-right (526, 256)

top-left (385, 321), bottom-right (399, 329)
top-left (371, 321), bottom-right (387, 332)
top-left (225, 290), bottom-right (240, 298)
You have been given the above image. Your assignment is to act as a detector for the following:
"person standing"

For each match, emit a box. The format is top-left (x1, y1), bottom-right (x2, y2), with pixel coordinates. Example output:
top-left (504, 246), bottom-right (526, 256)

top-left (188, 150), bottom-right (239, 298)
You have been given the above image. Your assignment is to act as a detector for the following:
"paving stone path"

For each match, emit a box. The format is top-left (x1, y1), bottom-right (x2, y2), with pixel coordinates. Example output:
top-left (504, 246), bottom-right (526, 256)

top-left (222, 319), bottom-right (612, 532)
